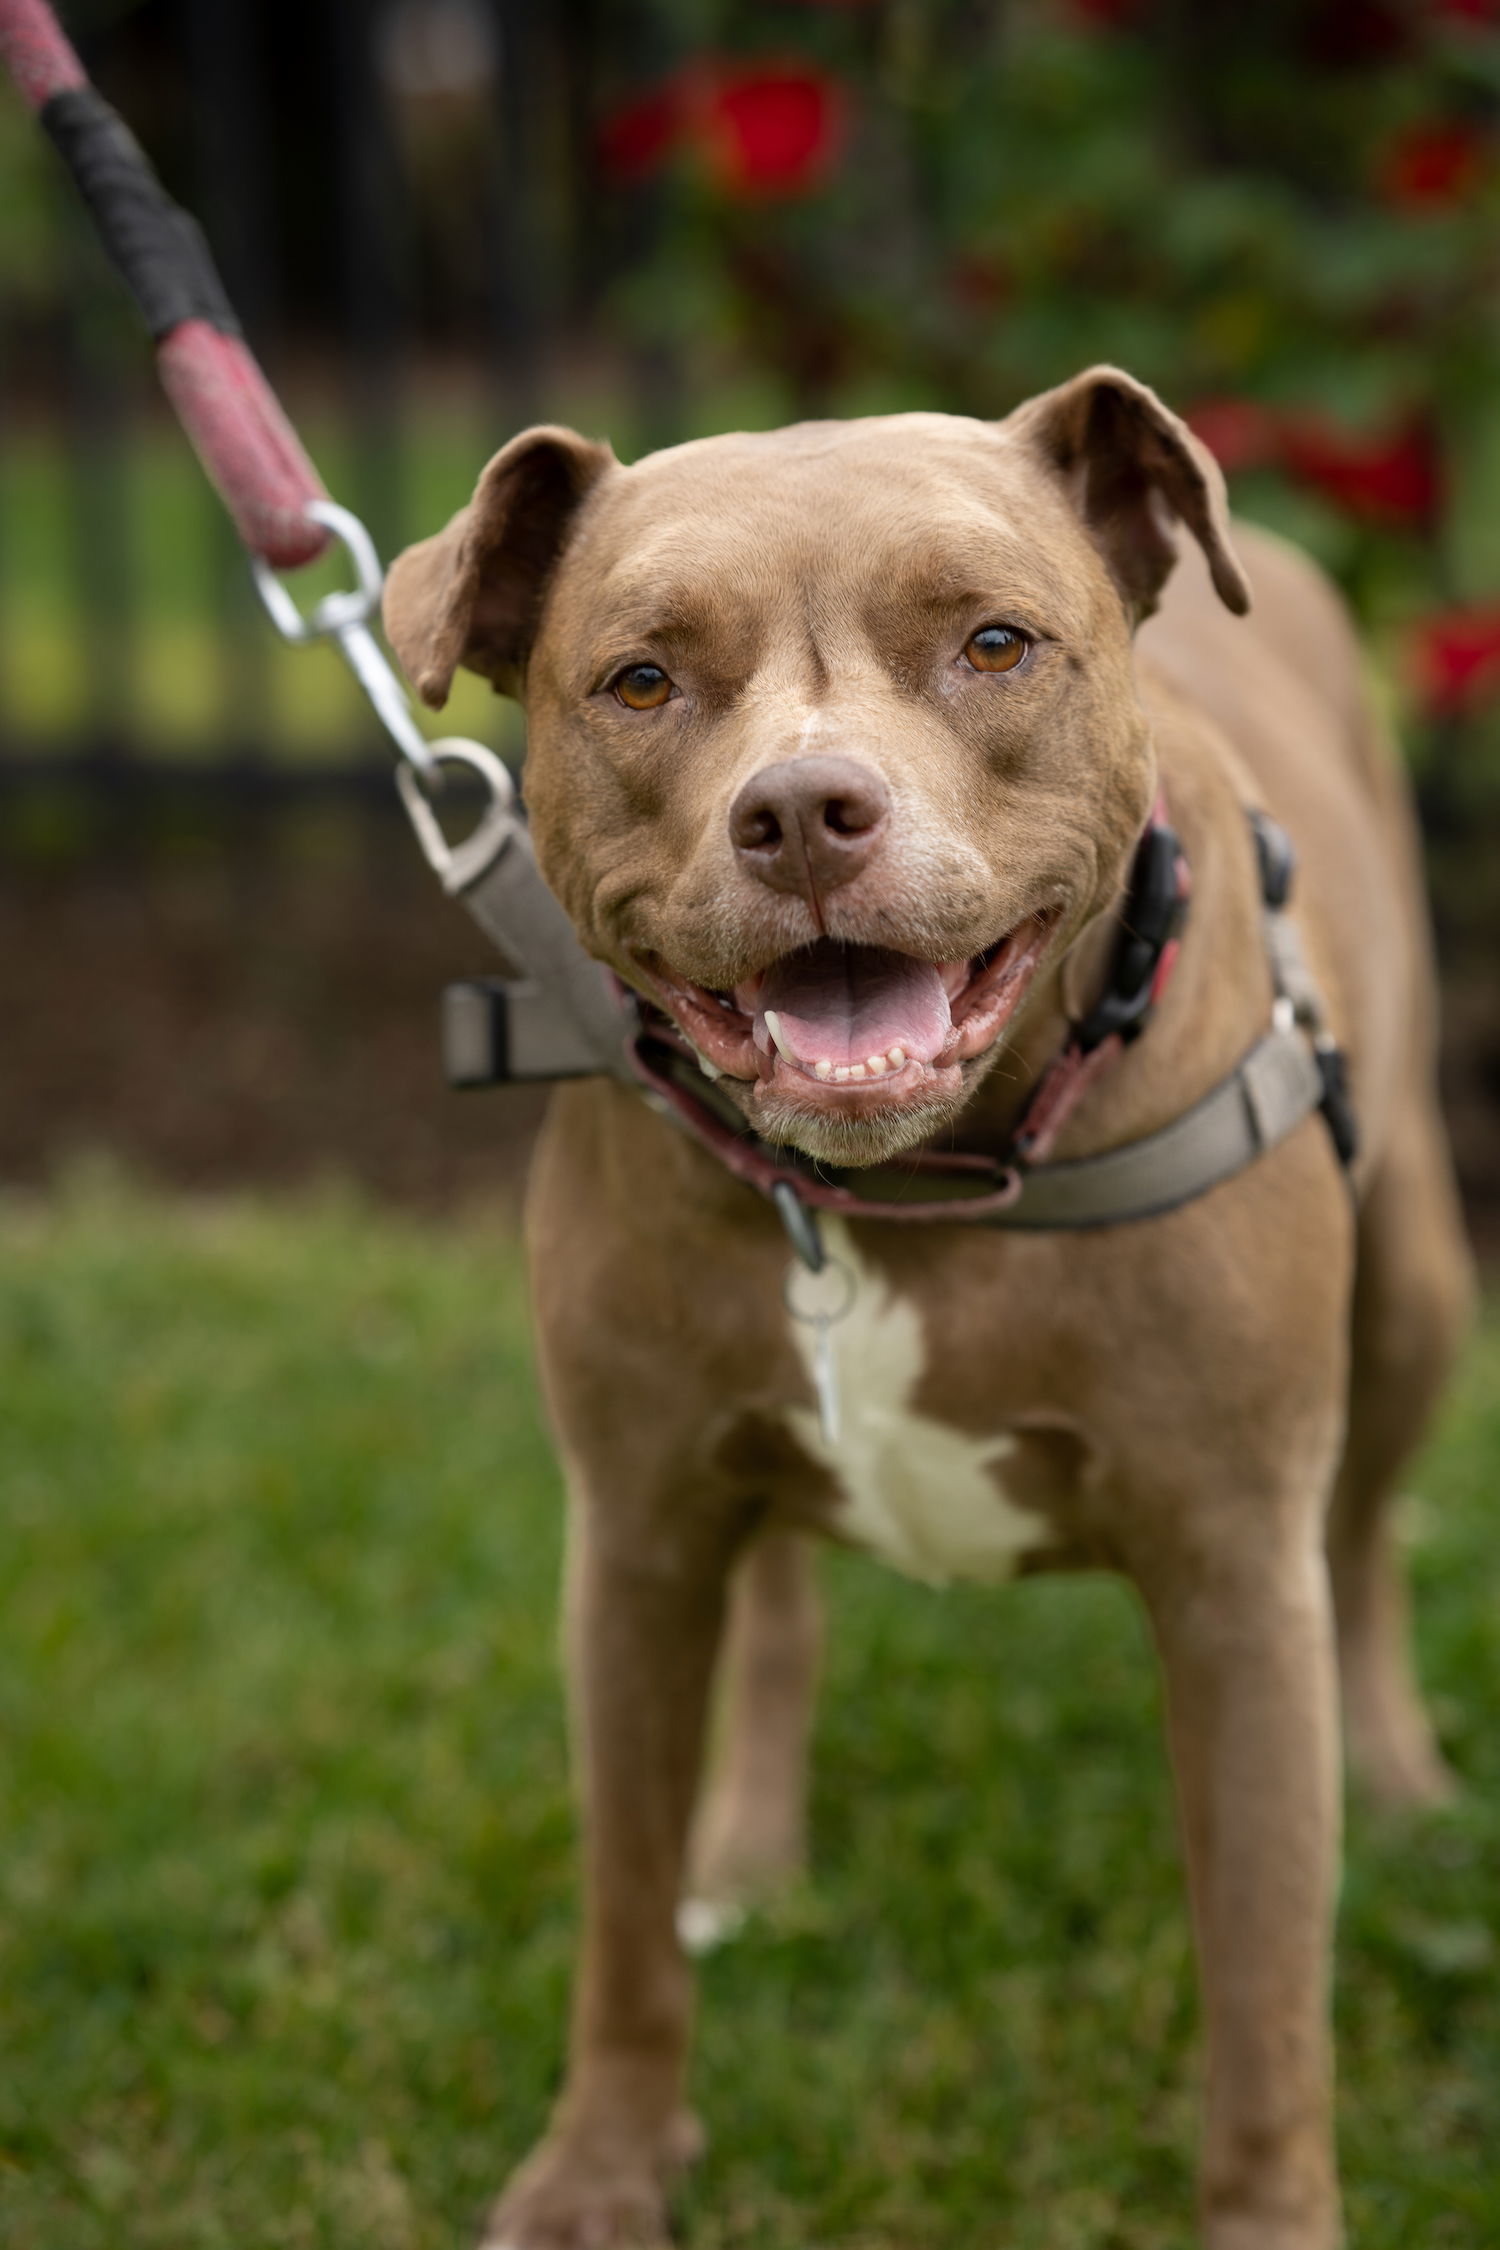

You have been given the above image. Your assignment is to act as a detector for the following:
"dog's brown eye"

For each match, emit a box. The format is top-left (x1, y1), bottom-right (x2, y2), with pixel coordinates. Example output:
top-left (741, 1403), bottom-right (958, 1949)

top-left (614, 663), bottom-right (673, 710)
top-left (964, 625), bottom-right (1026, 674)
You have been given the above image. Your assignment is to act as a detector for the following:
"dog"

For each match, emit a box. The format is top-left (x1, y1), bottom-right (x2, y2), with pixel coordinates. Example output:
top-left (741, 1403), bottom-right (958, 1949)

top-left (384, 367), bottom-right (1474, 2250)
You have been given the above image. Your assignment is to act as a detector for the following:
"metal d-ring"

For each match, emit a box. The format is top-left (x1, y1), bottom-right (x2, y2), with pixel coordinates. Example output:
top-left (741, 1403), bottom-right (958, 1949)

top-left (395, 739), bottom-right (519, 895)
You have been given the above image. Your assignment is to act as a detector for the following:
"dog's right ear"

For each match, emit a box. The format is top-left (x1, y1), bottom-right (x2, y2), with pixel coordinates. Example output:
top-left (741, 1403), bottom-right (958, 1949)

top-left (1003, 366), bottom-right (1250, 624)
top-left (383, 425), bottom-right (617, 707)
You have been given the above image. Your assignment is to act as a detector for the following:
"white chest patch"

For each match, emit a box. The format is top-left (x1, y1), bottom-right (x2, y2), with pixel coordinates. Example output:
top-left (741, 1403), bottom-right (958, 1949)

top-left (786, 1221), bottom-right (1042, 1586)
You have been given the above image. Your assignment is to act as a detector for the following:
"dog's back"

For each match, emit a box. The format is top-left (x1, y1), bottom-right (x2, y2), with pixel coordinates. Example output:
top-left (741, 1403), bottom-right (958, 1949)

top-left (1141, 520), bottom-right (1439, 1174)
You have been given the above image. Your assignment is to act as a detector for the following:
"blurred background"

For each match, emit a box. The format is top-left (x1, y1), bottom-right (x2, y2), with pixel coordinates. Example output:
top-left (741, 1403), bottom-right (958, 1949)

top-left (5, 14), bottom-right (1500, 2247)
top-left (3, 0), bottom-right (1499, 1217)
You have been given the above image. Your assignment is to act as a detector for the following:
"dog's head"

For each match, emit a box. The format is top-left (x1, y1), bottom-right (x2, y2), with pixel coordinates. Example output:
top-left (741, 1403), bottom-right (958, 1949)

top-left (385, 367), bottom-right (1248, 1166)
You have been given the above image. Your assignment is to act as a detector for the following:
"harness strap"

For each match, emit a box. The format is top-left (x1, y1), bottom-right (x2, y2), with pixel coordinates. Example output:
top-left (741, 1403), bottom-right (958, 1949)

top-left (445, 822), bottom-right (638, 1083)
top-left (986, 1022), bottom-right (1324, 1228)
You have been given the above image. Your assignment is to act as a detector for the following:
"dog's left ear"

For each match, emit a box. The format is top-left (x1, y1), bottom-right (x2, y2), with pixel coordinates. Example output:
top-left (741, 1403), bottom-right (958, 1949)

top-left (383, 425), bottom-right (617, 707)
top-left (1004, 366), bottom-right (1250, 623)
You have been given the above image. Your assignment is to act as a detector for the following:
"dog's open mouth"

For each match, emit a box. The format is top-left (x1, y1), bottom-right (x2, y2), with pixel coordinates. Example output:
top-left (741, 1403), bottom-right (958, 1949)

top-left (643, 914), bottom-right (1054, 1112)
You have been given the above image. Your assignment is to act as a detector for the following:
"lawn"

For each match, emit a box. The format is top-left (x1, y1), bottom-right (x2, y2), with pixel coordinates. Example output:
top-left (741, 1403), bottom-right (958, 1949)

top-left (0, 1172), bottom-right (1496, 2249)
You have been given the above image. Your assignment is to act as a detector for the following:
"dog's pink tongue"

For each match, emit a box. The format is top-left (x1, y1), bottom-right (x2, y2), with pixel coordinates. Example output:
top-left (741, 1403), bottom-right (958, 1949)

top-left (750, 944), bottom-right (952, 1070)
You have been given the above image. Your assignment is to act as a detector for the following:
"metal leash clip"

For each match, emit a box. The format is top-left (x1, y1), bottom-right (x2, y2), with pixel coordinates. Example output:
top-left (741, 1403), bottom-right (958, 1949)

top-left (251, 497), bottom-right (519, 893)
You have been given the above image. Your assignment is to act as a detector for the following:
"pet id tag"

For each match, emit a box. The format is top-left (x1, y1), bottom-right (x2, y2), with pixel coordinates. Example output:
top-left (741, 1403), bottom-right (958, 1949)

top-left (783, 1256), bottom-right (856, 1448)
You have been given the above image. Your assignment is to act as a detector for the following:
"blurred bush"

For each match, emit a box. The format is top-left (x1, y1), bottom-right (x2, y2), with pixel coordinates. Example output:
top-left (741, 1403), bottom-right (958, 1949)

top-left (584, 0), bottom-right (1500, 965)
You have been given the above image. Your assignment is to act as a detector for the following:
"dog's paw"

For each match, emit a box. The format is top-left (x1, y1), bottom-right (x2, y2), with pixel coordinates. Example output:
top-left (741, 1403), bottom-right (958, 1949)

top-left (688, 1796), bottom-right (805, 1918)
top-left (480, 2114), bottom-right (702, 2250)
top-left (1344, 1689), bottom-right (1460, 1814)
top-left (480, 2153), bottom-right (666, 2250)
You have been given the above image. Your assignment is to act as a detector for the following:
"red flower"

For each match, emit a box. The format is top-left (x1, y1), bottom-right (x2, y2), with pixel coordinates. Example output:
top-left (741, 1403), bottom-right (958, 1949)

top-left (1380, 119), bottom-right (1487, 209)
top-left (1430, 0), bottom-right (1500, 23)
top-left (1278, 411), bottom-right (1441, 528)
top-left (599, 60), bottom-right (845, 199)
top-left (1185, 397), bottom-right (1280, 475)
top-left (1412, 603), bottom-right (1500, 714)
top-left (706, 66), bottom-right (844, 196)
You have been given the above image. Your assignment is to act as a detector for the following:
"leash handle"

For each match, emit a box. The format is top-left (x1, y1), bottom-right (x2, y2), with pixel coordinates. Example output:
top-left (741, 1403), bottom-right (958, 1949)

top-left (0, 0), bottom-right (82, 107)
top-left (157, 324), bottom-right (329, 570)
top-left (1, 0), bottom-right (328, 567)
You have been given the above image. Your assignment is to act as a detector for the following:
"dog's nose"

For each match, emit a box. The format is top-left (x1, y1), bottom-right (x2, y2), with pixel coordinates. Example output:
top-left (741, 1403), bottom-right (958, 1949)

top-left (728, 755), bottom-right (890, 901)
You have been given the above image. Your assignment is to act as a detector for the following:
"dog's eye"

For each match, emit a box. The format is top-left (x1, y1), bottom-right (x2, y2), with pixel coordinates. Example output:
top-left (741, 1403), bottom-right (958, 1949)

top-left (613, 663), bottom-right (674, 710)
top-left (964, 625), bottom-right (1027, 674)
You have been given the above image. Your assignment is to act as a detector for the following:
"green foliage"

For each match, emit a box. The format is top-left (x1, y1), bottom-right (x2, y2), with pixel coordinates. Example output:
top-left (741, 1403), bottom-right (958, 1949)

top-left (612, 4), bottom-right (1500, 437)
top-left (0, 1177), bottom-right (1496, 2247)
top-left (594, 0), bottom-right (1500, 943)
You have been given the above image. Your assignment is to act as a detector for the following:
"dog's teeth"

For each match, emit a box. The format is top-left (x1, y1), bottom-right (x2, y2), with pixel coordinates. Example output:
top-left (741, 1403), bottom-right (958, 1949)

top-left (866, 1053), bottom-right (887, 1076)
top-left (833, 1065), bottom-right (852, 1082)
top-left (847, 1062), bottom-right (867, 1080)
top-left (814, 1059), bottom-right (832, 1080)
top-left (762, 1009), bottom-right (797, 1067)
top-left (887, 1046), bottom-right (906, 1066)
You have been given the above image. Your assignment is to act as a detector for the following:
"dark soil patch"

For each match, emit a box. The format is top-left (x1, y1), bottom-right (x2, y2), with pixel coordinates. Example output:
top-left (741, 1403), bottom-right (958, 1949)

top-left (0, 847), bottom-right (547, 1209)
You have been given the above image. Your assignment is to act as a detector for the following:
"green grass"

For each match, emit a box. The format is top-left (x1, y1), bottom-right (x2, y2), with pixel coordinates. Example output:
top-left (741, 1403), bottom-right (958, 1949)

top-left (0, 1174), bottom-right (1496, 2249)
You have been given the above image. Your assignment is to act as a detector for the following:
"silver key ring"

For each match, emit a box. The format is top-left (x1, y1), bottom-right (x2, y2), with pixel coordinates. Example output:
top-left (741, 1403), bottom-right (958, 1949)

top-left (251, 499), bottom-right (444, 781)
top-left (251, 499), bottom-right (518, 880)
top-left (250, 499), bottom-right (383, 643)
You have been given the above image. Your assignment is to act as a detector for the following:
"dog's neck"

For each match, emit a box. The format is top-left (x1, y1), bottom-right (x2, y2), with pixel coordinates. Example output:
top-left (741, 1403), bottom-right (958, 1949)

top-left (950, 678), bottom-right (1273, 1166)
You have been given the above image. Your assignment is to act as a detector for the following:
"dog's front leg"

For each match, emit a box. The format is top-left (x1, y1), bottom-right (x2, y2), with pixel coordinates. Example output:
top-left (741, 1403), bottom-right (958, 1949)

top-left (483, 1497), bottom-right (735, 2250)
top-left (1137, 1516), bottom-right (1343, 2250)
top-left (688, 1526), bottom-right (822, 1916)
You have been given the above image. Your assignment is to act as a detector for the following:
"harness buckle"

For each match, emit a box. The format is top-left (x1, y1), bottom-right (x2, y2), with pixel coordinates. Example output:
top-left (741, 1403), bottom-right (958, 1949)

top-left (1248, 808), bottom-right (1358, 1171)
top-left (1314, 1040), bottom-right (1360, 1169)
top-left (1073, 814), bottom-right (1188, 1053)
top-left (1249, 809), bottom-right (1297, 910)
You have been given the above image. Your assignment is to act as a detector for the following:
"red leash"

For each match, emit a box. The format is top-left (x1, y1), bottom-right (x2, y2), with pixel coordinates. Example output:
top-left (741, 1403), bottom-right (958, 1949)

top-left (0, 0), bottom-right (328, 568)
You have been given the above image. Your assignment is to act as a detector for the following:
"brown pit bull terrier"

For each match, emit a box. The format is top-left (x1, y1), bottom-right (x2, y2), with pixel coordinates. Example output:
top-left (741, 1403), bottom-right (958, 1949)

top-left (385, 368), bottom-right (1474, 2250)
